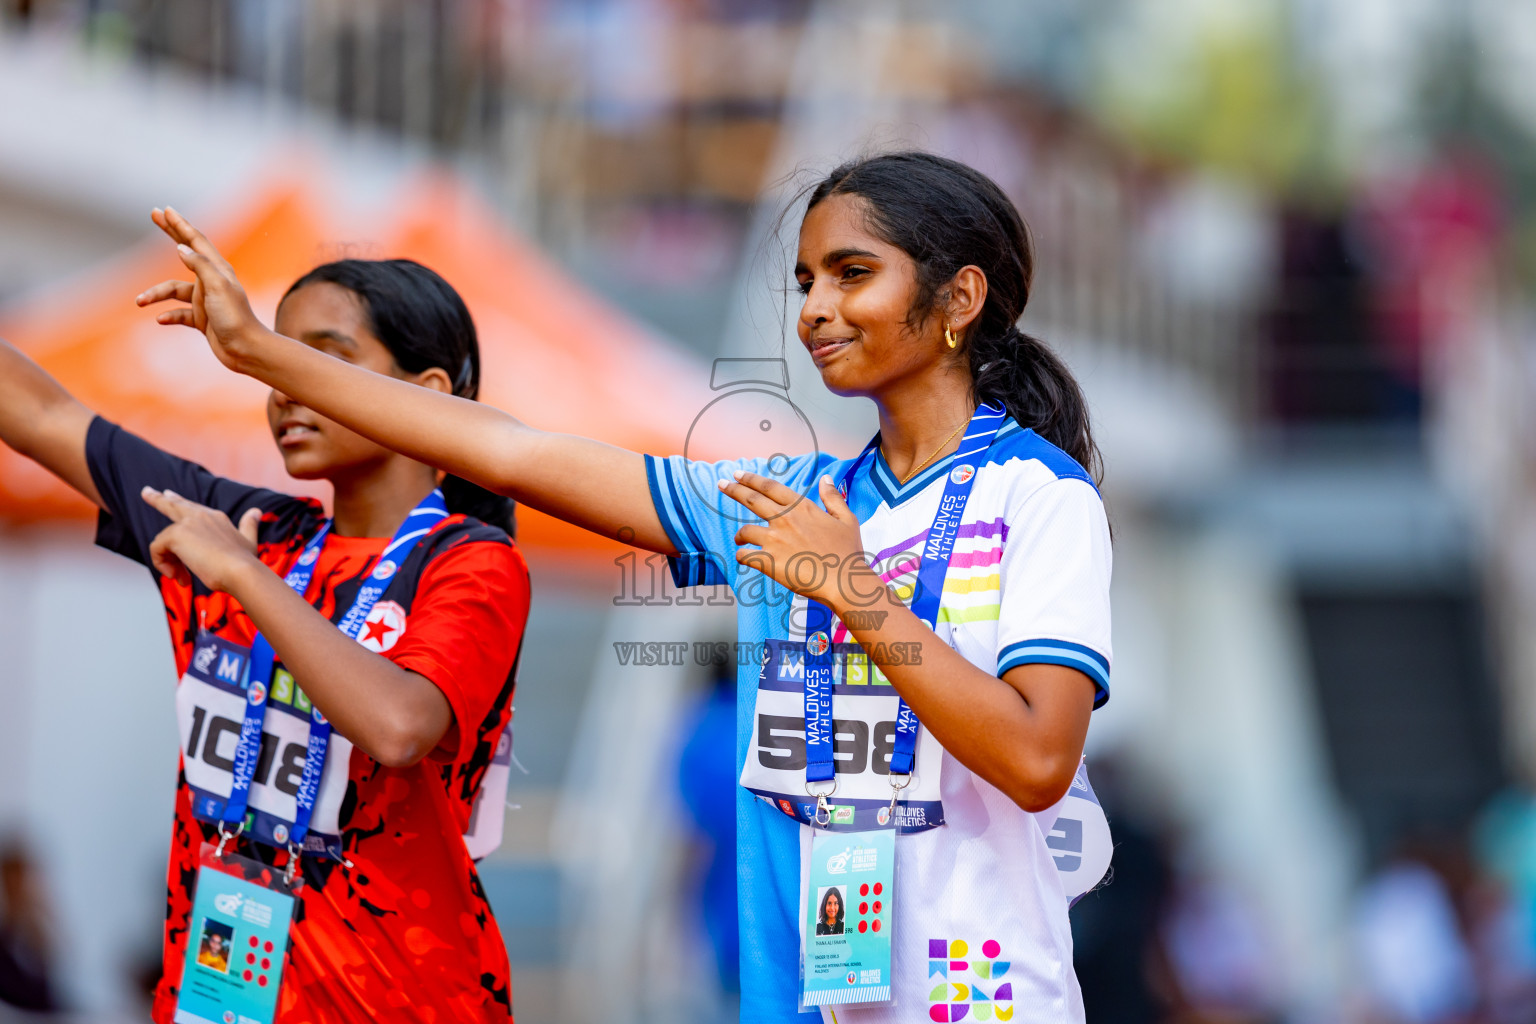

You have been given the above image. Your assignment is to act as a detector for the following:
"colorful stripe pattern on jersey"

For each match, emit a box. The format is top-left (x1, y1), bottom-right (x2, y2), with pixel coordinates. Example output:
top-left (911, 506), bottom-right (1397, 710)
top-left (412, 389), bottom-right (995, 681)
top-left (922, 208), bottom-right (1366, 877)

top-left (646, 415), bottom-right (1113, 1024)
top-left (85, 419), bottom-right (528, 1024)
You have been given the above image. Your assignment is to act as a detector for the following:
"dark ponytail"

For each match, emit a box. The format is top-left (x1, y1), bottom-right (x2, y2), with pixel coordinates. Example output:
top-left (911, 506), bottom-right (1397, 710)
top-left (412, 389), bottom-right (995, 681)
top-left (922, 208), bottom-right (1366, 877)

top-left (282, 259), bottom-right (517, 536)
top-left (803, 152), bottom-right (1102, 482)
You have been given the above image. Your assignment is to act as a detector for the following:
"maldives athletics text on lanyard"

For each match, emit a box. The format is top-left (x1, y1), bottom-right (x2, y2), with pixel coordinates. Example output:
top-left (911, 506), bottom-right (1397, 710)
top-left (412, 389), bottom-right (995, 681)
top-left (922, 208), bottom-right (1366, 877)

top-left (219, 487), bottom-right (449, 870)
top-left (797, 403), bottom-right (1006, 1011)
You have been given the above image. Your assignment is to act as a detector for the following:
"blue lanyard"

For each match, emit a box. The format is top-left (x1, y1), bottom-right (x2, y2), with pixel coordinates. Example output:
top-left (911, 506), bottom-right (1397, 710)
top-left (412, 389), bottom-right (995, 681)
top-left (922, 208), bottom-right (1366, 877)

top-left (803, 404), bottom-right (1007, 795)
top-left (221, 489), bottom-right (450, 850)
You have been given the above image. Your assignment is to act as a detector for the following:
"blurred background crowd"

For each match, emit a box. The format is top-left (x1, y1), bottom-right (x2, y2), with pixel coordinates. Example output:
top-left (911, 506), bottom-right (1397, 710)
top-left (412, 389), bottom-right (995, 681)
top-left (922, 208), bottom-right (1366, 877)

top-left (4, 0), bottom-right (1536, 1022)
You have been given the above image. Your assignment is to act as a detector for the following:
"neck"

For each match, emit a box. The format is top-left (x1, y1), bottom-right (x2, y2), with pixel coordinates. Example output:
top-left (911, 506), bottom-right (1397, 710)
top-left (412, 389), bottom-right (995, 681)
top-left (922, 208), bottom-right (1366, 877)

top-left (329, 457), bottom-right (440, 538)
top-left (874, 366), bottom-right (975, 482)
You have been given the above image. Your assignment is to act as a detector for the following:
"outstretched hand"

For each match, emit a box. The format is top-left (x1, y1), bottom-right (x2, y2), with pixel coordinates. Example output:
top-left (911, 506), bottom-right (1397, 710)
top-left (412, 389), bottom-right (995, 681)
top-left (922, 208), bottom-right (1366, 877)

top-left (142, 487), bottom-right (263, 593)
top-left (136, 207), bottom-right (265, 372)
top-left (719, 472), bottom-right (890, 616)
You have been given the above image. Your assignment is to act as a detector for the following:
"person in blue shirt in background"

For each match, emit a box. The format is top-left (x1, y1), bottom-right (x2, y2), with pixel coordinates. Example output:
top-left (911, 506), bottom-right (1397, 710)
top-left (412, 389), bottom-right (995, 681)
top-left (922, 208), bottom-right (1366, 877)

top-left (676, 648), bottom-right (741, 999)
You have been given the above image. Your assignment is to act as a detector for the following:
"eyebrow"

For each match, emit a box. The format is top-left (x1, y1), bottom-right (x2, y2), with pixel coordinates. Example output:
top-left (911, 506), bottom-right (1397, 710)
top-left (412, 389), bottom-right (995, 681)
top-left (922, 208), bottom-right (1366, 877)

top-left (299, 329), bottom-right (357, 350)
top-left (823, 247), bottom-right (881, 265)
top-left (795, 247), bottom-right (884, 276)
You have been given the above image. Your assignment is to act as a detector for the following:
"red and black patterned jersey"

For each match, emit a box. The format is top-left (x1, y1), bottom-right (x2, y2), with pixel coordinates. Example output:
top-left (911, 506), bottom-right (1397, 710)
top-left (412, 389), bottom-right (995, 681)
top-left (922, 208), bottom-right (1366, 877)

top-left (85, 418), bottom-right (527, 1023)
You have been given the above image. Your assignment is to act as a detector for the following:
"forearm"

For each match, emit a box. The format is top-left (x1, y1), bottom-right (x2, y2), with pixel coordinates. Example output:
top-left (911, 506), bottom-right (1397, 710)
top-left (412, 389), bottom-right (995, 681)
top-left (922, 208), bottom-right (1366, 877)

top-left (833, 589), bottom-right (1090, 811)
top-left (226, 557), bottom-right (451, 767)
top-left (0, 337), bottom-right (102, 505)
top-left (233, 324), bottom-right (674, 550)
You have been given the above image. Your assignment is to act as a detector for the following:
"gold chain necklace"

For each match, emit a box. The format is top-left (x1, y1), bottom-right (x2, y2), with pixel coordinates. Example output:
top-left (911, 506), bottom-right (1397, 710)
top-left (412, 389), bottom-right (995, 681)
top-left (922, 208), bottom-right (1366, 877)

top-left (884, 415), bottom-right (970, 485)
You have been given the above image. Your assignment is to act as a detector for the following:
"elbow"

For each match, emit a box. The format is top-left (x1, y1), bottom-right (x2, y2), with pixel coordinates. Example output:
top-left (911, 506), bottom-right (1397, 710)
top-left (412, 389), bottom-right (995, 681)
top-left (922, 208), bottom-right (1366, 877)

top-left (1005, 753), bottom-right (1080, 814)
top-left (357, 671), bottom-right (455, 768)
top-left (365, 716), bottom-right (443, 769)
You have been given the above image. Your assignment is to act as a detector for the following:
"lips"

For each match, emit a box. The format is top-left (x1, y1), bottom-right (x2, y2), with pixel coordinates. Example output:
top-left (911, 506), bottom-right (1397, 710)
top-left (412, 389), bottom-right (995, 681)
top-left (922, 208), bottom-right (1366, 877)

top-left (275, 420), bottom-right (320, 447)
top-left (809, 337), bottom-right (854, 364)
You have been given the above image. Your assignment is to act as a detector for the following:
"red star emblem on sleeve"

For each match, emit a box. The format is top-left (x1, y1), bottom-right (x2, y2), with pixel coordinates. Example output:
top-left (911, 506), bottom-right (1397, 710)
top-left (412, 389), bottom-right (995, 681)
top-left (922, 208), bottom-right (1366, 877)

top-left (362, 618), bottom-right (396, 645)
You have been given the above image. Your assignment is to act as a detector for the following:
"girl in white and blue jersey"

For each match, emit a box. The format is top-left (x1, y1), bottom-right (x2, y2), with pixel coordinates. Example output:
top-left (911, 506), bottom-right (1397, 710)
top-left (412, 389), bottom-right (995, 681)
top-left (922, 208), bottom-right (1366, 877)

top-left (142, 151), bottom-right (1113, 1023)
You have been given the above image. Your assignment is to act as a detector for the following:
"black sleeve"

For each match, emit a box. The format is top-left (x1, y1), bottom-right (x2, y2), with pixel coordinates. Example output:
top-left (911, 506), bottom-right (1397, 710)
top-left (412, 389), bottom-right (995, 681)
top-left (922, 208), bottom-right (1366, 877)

top-left (85, 416), bottom-right (313, 568)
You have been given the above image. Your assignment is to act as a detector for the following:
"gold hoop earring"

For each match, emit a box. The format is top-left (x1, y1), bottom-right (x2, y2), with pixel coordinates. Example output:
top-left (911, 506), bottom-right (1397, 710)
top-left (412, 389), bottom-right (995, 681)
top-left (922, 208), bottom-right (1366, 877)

top-left (945, 324), bottom-right (958, 349)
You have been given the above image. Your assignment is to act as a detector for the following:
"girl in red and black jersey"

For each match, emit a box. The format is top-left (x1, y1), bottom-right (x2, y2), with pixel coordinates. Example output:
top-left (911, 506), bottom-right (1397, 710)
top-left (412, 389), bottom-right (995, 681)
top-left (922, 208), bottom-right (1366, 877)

top-left (0, 260), bottom-right (527, 1023)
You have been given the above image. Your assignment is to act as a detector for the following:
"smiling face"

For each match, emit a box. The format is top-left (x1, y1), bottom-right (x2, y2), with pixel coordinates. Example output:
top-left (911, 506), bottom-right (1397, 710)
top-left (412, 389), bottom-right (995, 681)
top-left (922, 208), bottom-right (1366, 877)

top-left (795, 193), bottom-right (951, 398)
top-left (823, 889), bottom-right (841, 922)
top-left (269, 282), bottom-right (414, 481)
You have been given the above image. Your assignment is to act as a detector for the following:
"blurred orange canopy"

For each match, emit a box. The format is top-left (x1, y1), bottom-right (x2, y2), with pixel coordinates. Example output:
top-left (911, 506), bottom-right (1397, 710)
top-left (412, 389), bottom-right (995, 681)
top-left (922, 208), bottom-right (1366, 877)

top-left (0, 175), bottom-right (731, 562)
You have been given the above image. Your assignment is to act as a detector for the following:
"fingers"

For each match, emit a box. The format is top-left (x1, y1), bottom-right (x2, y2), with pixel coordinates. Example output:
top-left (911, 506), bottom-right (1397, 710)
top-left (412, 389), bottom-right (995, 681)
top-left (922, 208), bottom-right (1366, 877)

top-left (237, 507), bottom-right (262, 548)
top-left (736, 547), bottom-right (776, 572)
top-left (148, 530), bottom-right (191, 587)
top-left (135, 279), bottom-right (194, 307)
top-left (172, 239), bottom-right (220, 284)
top-left (155, 309), bottom-right (197, 328)
top-left (150, 206), bottom-right (178, 242)
top-left (733, 470), bottom-right (802, 507)
top-left (818, 475), bottom-right (855, 521)
top-left (158, 206), bottom-right (234, 274)
top-left (140, 486), bottom-right (194, 521)
top-left (733, 524), bottom-right (769, 548)
top-left (150, 205), bottom-right (196, 248)
top-left (717, 478), bottom-right (782, 520)
top-left (151, 206), bottom-right (232, 287)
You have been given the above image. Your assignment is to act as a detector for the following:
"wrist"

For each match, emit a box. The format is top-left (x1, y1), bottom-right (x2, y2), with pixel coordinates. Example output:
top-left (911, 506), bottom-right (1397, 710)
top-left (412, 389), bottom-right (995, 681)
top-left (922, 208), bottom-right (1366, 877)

top-left (828, 555), bottom-right (898, 622)
top-left (229, 322), bottom-right (278, 376)
top-left (220, 550), bottom-right (270, 597)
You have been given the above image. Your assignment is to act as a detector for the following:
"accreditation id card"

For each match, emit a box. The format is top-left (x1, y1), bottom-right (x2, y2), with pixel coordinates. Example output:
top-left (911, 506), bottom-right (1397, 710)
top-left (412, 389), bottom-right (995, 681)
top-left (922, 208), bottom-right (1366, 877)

top-left (174, 844), bottom-right (297, 1024)
top-left (801, 826), bottom-right (896, 1008)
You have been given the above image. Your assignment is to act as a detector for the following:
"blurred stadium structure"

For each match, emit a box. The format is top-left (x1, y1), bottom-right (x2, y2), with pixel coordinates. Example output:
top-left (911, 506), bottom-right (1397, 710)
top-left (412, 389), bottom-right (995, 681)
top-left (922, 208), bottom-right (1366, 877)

top-left (5, 1), bottom-right (1536, 1022)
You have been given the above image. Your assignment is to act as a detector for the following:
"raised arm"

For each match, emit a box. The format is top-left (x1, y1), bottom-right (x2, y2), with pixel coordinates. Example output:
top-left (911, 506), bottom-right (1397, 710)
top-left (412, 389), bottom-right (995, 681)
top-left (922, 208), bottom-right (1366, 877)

top-left (138, 207), bottom-right (676, 555)
top-left (0, 337), bottom-right (103, 507)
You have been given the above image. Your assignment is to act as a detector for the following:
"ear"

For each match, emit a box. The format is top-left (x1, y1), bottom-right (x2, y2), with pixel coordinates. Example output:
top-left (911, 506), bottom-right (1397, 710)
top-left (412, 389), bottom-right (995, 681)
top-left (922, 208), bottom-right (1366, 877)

top-left (412, 365), bottom-right (455, 395)
top-left (945, 265), bottom-right (989, 337)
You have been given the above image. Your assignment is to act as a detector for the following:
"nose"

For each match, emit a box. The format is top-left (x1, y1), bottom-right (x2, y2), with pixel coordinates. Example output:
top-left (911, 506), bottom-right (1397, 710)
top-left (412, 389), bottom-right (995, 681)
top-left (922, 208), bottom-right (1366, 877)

top-left (798, 278), bottom-right (834, 331)
top-left (270, 388), bottom-right (293, 410)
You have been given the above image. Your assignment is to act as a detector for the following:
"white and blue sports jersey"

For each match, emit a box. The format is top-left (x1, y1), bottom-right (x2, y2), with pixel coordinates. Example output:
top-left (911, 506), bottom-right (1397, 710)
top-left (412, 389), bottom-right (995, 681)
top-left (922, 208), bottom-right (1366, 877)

top-left (646, 416), bottom-right (1112, 1023)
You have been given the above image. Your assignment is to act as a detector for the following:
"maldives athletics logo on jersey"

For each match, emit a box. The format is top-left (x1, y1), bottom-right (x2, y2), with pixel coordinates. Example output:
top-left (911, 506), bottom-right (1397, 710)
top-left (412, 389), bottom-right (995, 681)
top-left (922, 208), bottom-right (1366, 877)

top-left (949, 464), bottom-right (975, 485)
top-left (247, 681), bottom-right (267, 707)
top-left (927, 939), bottom-right (1012, 1021)
top-left (358, 600), bottom-right (407, 653)
top-left (806, 631), bottom-right (831, 657)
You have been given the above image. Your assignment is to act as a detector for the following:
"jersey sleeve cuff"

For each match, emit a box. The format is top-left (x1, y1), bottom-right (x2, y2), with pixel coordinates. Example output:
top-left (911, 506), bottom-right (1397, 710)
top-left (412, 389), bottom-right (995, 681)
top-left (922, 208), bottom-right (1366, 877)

top-left (998, 638), bottom-right (1110, 709)
top-left (644, 454), bottom-right (729, 589)
top-left (390, 651), bottom-right (475, 762)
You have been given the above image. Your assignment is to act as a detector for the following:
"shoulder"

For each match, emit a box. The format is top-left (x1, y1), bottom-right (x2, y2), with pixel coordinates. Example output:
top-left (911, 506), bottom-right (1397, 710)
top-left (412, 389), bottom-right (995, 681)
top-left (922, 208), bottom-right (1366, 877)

top-left (382, 515), bottom-right (529, 626)
top-left (963, 423), bottom-right (1108, 558)
top-left (253, 497), bottom-right (329, 566)
top-left (422, 514), bottom-right (516, 554)
top-left (982, 420), bottom-right (1098, 493)
top-left (416, 514), bottom-right (527, 578)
